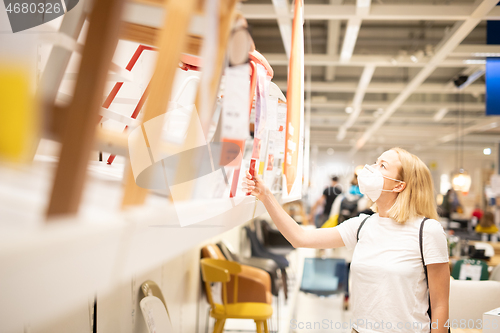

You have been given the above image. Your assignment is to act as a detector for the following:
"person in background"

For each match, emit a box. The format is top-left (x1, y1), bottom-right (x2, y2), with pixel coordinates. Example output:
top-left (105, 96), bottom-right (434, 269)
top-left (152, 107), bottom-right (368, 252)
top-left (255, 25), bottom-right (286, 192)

top-left (309, 176), bottom-right (342, 228)
top-left (439, 189), bottom-right (462, 219)
top-left (476, 211), bottom-right (499, 240)
top-left (243, 147), bottom-right (450, 333)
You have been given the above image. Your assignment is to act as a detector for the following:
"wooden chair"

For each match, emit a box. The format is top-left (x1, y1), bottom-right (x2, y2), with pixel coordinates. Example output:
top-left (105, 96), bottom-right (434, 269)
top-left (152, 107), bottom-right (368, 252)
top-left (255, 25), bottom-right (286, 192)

top-left (200, 258), bottom-right (272, 333)
top-left (201, 244), bottom-right (273, 304)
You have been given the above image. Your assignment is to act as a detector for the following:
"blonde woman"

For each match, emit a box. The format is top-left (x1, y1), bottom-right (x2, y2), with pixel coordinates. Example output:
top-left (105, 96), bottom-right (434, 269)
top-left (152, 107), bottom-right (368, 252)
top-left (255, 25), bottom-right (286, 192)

top-left (242, 148), bottom-right (450, 333)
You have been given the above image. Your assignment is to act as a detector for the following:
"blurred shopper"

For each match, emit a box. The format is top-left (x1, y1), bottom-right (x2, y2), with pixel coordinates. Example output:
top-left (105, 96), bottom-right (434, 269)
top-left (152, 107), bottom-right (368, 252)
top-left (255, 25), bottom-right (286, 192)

top-left (309, 176), bottom-right (342, 228)
top-left (476, 211), bottom-right (499, 241)
top-left (438, 189), bottom-right (462, 219)
top-left (243, 148), bottom-right (450, 333)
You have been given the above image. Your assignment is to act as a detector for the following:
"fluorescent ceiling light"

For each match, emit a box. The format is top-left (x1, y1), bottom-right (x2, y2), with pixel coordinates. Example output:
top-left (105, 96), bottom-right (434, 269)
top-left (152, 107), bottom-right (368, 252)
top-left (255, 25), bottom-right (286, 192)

top-left (357, 0), bottom-right (371, 7)
top-left (337, 126), bottom-right (347, 141)
top-left (473, 53), bottom-right (500, 57)
top-left (463, 59), bottom-right (486, 65)
top-left (433, 107), bottom-right (448, 122)
top-left (340, 22), bottom-right (360, 62)
top-left (484, 148), bottom-right (492, 155)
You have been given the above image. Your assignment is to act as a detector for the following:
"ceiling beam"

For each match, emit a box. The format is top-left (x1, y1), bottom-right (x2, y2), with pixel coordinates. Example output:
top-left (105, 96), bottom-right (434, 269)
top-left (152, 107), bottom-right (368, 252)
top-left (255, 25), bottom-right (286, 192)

top-left (350, 0), bottom-right (500, 154)
top-left (325, 0), bottom-right (342, 81)
top-left (263, 53), bottom-right (486, 68)
top-left (307, 101), bottom-right (485, 111)
top-left (451, 44), bottom-right (500, 57)
top-left (271, 0), bottom-right (292, 58)
top-left (337, 65), bottom-right (375, 140)
top-left (339, 0), bottom-right (370, 63)
top-left (310, 113), bottom-right (481, 123)
top-left (241, 4), bottom-right (500, 21)
top-left (435, 117), bottom-right (500, 145)
top-left (273, 81), bottom-right (485, 95)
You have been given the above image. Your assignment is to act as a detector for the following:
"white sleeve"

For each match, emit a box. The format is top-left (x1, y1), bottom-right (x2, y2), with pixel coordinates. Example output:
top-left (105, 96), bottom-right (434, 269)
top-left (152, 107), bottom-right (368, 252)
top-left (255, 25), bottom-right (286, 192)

top-left (423, 219), bottom-right (449, 265)
top-left (335, 214), bottom-right (370, 250)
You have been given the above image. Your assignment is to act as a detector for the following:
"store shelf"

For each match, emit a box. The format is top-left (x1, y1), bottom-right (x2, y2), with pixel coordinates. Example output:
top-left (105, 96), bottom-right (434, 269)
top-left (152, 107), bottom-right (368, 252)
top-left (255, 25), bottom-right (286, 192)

top-left (0, 156), bottom-right (268, 331)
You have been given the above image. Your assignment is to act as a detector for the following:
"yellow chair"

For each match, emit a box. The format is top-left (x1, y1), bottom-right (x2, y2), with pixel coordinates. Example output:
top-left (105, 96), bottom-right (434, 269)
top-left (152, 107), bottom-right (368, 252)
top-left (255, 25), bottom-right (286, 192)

top-left (200, 258), bottom-right (273, 333)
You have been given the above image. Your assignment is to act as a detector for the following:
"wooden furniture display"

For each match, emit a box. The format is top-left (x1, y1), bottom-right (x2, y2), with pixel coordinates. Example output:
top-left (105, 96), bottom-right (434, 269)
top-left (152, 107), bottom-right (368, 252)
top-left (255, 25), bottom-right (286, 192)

top-left (0, 0), bottom-right (290, 329)
top-left (40, 0), bottom-right (242, 215)
top-left (200, 258), bottom-right (273, 333)
top-left (201, 244), bottom-right (273, 304)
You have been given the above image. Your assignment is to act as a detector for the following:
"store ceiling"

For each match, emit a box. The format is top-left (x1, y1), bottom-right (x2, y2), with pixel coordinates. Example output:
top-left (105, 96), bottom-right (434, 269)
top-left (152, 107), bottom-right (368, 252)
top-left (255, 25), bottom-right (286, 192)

top-left (242, 0), bottom-right (500, 155)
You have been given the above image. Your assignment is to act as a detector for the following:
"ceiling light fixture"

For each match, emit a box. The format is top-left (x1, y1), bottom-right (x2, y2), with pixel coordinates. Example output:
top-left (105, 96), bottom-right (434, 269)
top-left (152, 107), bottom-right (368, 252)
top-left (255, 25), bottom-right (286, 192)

top-left (464, 59), bottom-right (486, 65)
top-left (473, 52), bottom-right (500, 57)
top-left (373, 108), bottom-right (384, 117)
top-left (357, 0), bottom-right (371, 7)
top-left (340, 23), bottom-right (361, 62)
top-left (484, 148), bottom-right (492, 155)
top-left (433, 107), bottom-right (448, 122)
top-left (345, 106), bottom-right (353, 114)
top-left (451, 81), bottom-right (471, 194)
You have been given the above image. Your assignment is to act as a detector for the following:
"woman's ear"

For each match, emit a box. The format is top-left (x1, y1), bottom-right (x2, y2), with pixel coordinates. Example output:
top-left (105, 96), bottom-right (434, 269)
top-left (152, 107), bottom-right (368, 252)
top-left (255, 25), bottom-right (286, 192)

top-left (393, 181), bottom-right (406, 193)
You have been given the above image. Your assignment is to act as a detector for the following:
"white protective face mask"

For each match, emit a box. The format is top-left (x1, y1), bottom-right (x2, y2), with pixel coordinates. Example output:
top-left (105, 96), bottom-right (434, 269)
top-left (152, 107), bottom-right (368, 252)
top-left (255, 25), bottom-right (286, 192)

top-left (357, 164), bottom-right (404, 202)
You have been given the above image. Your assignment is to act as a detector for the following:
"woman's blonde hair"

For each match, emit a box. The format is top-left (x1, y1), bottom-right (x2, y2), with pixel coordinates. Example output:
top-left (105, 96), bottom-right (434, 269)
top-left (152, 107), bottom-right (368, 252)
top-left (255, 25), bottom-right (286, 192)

top-left (371, 147), bottom-right (439, 223)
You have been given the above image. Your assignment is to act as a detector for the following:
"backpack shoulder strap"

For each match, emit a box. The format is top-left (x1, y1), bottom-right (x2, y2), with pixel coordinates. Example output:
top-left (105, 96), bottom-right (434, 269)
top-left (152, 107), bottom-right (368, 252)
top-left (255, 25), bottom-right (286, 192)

top-left (419, 217), bottom-right (430, 272)
top-left (420, 217), bottom-right (439, 326)
top-left (356, 215), bottom-right (372, 242)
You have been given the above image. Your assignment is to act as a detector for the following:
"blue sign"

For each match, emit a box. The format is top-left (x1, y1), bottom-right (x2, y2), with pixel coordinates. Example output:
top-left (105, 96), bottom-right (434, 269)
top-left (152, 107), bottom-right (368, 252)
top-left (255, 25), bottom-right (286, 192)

top-left (486, 58), bottom-right (500, 116)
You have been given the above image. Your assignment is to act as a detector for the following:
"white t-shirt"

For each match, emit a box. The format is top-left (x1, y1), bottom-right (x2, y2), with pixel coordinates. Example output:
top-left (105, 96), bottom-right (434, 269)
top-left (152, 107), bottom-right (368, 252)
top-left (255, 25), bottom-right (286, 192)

top-left (336, 213), bottom-right (449, 333)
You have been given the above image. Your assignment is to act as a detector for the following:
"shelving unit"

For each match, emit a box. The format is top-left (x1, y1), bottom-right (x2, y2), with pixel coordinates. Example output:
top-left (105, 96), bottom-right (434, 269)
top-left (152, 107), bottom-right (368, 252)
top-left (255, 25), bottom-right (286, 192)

top-left (0, 155), bottom-right (271, 331)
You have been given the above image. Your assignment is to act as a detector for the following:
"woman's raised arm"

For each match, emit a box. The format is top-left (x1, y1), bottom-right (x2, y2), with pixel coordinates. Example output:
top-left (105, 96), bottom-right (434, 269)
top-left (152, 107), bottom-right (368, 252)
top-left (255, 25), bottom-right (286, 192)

top-left (242, 170), bottom-right (345, 249)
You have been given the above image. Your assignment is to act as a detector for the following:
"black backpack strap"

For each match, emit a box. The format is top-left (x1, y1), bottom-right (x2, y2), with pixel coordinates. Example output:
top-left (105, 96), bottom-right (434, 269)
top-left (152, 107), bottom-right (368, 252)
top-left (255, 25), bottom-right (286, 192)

top-left (420, 217), bottom-right (448, 331)
top-left (356, 215), bottom-right (371, 242)
top-left (419, 217), bottom-right (429, 274)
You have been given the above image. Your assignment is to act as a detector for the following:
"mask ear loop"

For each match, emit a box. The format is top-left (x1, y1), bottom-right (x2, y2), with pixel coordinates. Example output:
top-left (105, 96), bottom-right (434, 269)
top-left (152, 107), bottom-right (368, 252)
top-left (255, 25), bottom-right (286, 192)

top-left (380, 179), bottom-right (406, 193)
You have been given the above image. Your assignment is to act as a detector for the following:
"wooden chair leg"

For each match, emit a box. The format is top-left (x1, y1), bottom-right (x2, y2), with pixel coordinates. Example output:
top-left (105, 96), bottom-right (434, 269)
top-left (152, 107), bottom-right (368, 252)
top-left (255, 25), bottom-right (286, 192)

top-left (218, 318), bottom-right (226, 333)
top-left (46, 0), bottom-right (126, 217)
top-left (213, 319), bottom-right (222, 333)
top-left (255, 320), bottom-right (263, 333)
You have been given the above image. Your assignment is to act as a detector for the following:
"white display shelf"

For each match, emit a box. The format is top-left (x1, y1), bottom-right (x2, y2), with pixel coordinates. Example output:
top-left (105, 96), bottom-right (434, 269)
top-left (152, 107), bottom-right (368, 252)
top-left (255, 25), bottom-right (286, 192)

top-left (0, 156), bottom-right (268, 331)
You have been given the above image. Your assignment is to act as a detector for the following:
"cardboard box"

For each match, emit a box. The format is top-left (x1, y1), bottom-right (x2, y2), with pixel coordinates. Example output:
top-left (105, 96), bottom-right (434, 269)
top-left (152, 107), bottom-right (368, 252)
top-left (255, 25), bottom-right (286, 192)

top-left (483, 307), bottom-right (500, 333)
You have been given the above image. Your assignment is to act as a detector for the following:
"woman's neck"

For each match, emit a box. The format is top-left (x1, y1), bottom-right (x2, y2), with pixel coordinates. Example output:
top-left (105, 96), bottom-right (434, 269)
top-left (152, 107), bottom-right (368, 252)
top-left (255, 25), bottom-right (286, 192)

top-left (376, 196), bottom-right (396, 217)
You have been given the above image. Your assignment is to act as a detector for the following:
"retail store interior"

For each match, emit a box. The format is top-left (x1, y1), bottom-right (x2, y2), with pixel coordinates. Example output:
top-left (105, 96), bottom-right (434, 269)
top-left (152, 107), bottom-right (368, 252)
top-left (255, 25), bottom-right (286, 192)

top-left (1, 0), bottom-right (500, 332)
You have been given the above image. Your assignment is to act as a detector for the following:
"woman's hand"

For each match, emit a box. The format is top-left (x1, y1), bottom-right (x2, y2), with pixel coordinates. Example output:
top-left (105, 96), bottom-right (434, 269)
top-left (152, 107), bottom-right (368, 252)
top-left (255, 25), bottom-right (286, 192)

top-left (241, 170), bottom-right (270, 201)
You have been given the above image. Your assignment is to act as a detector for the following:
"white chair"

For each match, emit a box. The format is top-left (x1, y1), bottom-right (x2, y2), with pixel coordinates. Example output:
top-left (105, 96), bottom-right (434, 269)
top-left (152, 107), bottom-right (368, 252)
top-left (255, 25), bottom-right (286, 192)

top-left (449, 279), bottom-right (500, 321)
top-left (140, 296), bottom-right (174, 333)
top-left (474, 242), bottom-right (496, 258)
top-left (490, 265), bottom-right (500, 282)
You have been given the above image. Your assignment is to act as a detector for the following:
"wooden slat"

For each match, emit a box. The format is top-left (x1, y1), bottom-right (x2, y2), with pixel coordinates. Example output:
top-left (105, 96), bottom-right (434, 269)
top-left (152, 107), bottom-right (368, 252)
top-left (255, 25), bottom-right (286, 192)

top-left (121, 0), bottom-right (198, 207)
top-left (170, 0), bottom-right (239, 200)
top-left (46, 0), bottom-right (127, 217)
top-left (130, 0), bottom-right (205, 13)
top-left (120, 22), bottom-right (202, 55)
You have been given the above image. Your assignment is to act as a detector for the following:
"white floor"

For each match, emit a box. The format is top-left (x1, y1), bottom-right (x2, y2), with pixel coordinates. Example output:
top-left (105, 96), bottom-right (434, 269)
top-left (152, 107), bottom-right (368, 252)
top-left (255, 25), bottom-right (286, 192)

top-left (220, 247), bottom-right (355, 333)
